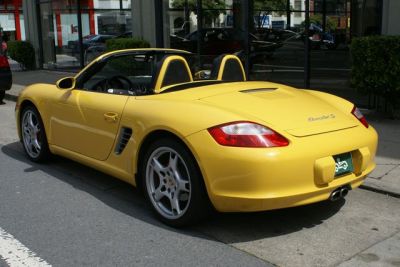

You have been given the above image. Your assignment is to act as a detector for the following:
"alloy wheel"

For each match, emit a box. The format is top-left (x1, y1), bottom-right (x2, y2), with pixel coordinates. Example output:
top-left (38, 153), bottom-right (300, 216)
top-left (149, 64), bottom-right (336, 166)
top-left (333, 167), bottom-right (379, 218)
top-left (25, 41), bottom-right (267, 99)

top-left (21, 109), bottom-right (42, 159)
top-left (145, 147), bottom-right (192, 220)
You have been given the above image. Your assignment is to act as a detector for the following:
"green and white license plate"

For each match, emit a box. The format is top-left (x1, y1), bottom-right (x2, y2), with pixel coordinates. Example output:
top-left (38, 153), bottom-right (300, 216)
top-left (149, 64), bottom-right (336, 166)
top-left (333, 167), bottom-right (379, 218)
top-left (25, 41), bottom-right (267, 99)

top-left (333, 152), bottom-right (354, 177)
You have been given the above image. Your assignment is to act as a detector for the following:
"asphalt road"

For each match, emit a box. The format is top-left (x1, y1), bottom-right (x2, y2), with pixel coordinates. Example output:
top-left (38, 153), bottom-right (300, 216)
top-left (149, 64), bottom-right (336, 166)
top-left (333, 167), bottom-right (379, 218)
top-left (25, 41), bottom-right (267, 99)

top-left (0, 100), bottom-right (269, 266)
top-left (1, 100), bottom-right (400, 266)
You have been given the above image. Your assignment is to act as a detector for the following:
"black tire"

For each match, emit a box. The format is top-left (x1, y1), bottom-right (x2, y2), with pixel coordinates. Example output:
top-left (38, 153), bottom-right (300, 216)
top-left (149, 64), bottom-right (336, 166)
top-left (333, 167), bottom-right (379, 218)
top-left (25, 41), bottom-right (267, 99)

top-left (0, 90), bottom-right (5, 103)
top-left (20, 105), bottom-right (51, 162)
top-left (142, 138), bottom-right (209, 227)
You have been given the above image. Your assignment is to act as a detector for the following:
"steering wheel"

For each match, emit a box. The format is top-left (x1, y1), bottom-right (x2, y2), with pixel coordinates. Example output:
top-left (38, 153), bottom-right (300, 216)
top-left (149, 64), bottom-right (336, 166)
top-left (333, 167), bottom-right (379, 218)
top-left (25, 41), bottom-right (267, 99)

top-left (108, 75), bottom-right (133, 90)
top-left (92, 78), bottom-right (109, 92)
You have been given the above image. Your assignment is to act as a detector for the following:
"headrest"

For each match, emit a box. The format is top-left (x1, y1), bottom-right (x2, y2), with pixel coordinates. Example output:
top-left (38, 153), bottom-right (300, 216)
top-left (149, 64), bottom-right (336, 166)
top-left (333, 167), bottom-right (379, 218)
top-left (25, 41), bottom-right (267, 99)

top-left (210, 54), bottom-right (246, 81)
top-left (152, 55), bottom-right (193, 93)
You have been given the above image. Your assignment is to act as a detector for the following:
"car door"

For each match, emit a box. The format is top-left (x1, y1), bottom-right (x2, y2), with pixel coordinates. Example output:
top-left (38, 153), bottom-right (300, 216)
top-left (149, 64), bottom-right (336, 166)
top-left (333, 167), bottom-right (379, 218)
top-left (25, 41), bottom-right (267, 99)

top-left (50, 55), bottom-right (135, 161)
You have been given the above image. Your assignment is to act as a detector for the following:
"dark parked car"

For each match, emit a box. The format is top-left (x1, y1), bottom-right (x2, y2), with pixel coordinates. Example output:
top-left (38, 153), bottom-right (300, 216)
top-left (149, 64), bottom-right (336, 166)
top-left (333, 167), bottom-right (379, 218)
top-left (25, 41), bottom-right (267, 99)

top-left (303, 23), bottom-right (337, 50)
top-left (0, 54), bottom-right (12, 103)
top-left (170, 28), bottom-right (281, 63)
top-left (83, 32), bottom-right (134, 64)
top-left (67, 34), bottom-right (115, 54)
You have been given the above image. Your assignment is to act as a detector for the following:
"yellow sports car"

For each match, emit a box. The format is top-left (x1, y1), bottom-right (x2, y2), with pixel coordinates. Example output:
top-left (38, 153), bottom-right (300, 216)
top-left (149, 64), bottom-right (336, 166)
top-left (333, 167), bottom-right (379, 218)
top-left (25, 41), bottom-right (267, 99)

top-left (15, 49), bottom-right (378, 226)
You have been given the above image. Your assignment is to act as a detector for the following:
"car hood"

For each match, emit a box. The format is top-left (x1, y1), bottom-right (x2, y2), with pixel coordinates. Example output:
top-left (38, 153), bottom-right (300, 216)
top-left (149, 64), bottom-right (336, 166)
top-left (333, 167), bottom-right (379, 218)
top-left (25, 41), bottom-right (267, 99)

top-left (196, 82), bottom-right (358, 137)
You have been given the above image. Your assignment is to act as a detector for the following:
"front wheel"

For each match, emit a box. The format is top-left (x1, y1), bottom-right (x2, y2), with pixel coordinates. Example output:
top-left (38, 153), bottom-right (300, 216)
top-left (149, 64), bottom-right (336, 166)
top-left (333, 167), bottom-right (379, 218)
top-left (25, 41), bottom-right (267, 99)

top-left (142, 138), bottom-right (209, 227)
top-left (20, 106), bottom-right (50, 162)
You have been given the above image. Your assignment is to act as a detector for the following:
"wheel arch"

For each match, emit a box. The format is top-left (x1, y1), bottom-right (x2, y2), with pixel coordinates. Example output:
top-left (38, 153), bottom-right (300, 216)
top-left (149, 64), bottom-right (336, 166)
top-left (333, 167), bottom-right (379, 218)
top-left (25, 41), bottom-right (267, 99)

top-left (135, 129), bottom-right (212, 207)
top-left (17, 99), bottom-right (36, 141)
top-left (17, 99), bottom-right (50, 144)
top-left (18, 99), bottom-right (51, 161)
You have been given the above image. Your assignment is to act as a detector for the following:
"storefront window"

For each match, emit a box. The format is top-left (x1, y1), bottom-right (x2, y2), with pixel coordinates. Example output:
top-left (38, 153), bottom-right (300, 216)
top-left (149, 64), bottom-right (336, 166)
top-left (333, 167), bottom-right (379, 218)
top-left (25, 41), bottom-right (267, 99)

top-left (39, 0), bottom-right (131, 70)
top-left (166, 0), bottom-right (198, 70)
top-left (309, 0), bottom-right (352, 93)
top-left (351, 0), bottom-right (382, 37)
top-left (0, 0), bottom-right (24, 41)
top-left (167, 0), bottom-right (243, 72)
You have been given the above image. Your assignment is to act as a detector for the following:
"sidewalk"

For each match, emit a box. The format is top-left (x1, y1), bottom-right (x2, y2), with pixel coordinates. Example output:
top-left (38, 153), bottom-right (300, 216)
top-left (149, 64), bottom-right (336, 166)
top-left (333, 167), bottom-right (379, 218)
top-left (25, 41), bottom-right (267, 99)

top-left (4, 70), bottom-right (400, 197)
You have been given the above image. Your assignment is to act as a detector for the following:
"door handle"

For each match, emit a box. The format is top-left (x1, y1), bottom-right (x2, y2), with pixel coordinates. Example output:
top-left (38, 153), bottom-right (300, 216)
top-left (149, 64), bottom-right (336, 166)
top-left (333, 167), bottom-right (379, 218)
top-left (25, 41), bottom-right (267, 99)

top-left (104, 112), bottom-right (119, 123)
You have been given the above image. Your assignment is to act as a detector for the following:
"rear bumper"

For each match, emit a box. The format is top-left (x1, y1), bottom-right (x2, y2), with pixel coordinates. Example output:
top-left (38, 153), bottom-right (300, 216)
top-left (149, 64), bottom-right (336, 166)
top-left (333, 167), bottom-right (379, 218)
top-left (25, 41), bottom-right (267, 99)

top-left (0, 67), bottom-right (12, 91)
top-left (186, 125), bottom-right (378, 212)
top-left (205, 165), bottom-right (372, 212)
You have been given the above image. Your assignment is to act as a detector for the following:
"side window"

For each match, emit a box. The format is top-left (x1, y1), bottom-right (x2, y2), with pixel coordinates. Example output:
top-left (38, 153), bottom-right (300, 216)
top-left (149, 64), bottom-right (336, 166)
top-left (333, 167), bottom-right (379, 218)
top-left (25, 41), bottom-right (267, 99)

top-left (80, 54), bottom-right (154, 95)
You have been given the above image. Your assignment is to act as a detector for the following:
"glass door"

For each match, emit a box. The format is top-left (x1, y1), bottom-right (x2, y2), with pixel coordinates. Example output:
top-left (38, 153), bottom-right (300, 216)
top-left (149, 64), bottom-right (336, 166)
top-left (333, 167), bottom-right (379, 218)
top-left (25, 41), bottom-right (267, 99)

top-left (39, 0), bottom-right (80, 69)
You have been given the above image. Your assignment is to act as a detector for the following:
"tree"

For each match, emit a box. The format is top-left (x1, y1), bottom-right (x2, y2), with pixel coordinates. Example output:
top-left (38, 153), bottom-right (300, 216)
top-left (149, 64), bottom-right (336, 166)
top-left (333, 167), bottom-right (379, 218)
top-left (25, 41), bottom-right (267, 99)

top-left (253, 0), bottom-right (287, 12)
top-left (301, 14), bottom-right (337, 32)
top-left (171, 0), bottom-right (226, 26)
top-left (171, 0), bottom-right (288, 28)
top-left (253, 0), bottom-right (288, 29)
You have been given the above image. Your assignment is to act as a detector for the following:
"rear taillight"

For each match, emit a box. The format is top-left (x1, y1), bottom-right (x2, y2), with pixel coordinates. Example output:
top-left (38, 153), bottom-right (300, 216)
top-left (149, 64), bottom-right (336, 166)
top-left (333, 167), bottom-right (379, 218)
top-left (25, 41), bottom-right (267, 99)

top-left (0, 55), bottom-right (9, 68)
top-left (351, 106), bottom-right (369, 128)
top-left (208, 121), bottom-right (289, 148)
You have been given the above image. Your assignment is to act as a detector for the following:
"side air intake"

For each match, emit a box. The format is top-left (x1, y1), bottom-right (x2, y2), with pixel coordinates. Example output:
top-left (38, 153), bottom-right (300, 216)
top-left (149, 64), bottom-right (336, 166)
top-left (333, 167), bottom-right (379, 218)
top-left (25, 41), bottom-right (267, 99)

top-left (115, 127), bottom-right (132, 155)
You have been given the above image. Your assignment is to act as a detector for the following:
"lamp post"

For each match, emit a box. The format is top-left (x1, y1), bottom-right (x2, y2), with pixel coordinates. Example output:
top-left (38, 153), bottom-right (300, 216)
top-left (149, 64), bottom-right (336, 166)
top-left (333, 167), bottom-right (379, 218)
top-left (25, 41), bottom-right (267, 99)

top-left (304, 0), bottom-right (310, 88)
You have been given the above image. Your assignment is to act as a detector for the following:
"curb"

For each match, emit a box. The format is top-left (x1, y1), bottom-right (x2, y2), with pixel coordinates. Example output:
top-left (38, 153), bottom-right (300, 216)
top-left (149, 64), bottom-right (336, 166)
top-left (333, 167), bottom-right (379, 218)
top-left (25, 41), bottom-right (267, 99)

top-left (360, 184), bottom-right (400, 199)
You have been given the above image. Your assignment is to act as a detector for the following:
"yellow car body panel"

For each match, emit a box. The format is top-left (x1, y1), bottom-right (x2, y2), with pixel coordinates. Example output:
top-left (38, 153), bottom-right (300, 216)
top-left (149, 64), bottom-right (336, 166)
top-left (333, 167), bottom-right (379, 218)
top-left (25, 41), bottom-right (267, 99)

top-left (15, 50), bottom-right (378, 214)
top-left (186, 125), bottom-right (377, 211)
top-left (49, 89), bottom-right (129, 160)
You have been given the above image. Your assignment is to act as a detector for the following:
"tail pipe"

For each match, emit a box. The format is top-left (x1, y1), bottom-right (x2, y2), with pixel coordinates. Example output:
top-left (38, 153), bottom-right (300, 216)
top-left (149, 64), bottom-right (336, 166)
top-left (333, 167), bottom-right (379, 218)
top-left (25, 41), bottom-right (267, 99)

top-left (329, 185), bottom-right (351, 201)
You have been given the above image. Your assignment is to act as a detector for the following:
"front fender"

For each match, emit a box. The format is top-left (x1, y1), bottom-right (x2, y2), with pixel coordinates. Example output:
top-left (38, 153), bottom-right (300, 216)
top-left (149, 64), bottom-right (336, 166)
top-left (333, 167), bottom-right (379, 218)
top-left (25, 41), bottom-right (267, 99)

top-left (16, 83), bottom-right (60, 143)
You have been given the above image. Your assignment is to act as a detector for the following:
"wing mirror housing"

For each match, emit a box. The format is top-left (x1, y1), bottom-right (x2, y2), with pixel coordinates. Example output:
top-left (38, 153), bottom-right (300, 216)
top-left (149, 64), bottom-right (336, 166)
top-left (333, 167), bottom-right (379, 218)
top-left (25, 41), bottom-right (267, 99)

top-left (56, 77), bottom-right (76, 89)
top-left (194, 70), bottom-right (210, 80)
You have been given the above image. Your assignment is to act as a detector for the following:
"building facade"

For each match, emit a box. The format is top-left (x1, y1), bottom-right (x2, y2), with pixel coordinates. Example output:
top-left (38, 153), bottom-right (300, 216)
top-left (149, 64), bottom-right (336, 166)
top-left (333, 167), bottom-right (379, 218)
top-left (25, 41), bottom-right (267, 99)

top-left (0, 0), bottom-right (398, 91)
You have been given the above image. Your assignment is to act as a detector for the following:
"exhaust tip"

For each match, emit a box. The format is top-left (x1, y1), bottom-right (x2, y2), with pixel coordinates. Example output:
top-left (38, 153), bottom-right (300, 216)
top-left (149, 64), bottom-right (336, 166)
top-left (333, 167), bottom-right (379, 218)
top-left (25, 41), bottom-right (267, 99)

top-left (330, 190), bottom-right (341, 201)
top-left (340, 188), bottom-right (349, 198)
top-left (329, 185), bottom-right (351, 202)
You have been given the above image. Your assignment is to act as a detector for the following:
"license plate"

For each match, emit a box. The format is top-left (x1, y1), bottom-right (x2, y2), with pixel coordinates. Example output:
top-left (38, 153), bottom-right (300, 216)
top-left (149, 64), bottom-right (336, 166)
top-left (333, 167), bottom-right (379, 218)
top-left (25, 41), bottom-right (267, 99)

top-left (333, 152), bottom-right (354, 177)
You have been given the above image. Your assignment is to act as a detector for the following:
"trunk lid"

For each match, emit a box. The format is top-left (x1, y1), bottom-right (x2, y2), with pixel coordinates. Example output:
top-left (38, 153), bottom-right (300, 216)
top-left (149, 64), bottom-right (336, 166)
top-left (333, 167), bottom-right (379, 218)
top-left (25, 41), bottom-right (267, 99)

top-left (199, 84), bottom-right (357, 137)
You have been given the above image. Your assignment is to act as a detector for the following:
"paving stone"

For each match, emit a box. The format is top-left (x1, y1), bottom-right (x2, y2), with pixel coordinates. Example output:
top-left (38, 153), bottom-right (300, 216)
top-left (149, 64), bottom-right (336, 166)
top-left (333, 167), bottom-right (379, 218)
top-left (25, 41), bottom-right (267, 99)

top-left (368, 163), bottom-right (399, 179)
top-left (338, 231), bottom-right (400, 267)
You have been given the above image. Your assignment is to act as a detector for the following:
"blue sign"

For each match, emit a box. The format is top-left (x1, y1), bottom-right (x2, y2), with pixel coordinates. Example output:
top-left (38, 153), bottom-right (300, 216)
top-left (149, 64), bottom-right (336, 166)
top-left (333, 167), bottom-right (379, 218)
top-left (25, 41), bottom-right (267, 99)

top-left (272, 20), bottom-right (285, 29)
top-left (254, 15), bottom-right (271, 28)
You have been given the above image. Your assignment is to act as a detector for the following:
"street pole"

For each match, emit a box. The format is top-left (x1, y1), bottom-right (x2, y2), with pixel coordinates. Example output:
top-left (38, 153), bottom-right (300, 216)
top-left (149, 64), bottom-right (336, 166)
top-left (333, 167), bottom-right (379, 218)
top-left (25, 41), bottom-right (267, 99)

top-left (304, 0), bottom-right (310, 89)
top-left (196, 0), bottom-right (203, 69)
top-left (77, 0), bottom-right (84, 68)
top-left (154, 0), bottom-right (164, 47)
top-left (243, 0), bottom-right (251, 78)
top-left (286, 0), bottom-right (291, 30)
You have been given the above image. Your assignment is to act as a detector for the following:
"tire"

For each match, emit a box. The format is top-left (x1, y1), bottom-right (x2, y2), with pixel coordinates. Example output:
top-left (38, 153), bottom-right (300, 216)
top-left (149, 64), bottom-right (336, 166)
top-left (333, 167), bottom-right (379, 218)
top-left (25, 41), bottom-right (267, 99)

top-left (0, 90), bottom-right (5, 103)
top-left (20, 106), bottom-right (50, 162)
top-left (142, 138), bottom-right (209, 227)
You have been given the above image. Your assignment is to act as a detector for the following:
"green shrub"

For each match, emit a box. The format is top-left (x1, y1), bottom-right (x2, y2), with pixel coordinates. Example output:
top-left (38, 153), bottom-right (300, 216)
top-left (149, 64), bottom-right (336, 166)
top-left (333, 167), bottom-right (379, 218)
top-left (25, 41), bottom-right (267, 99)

top-left (105, 37), bottom-right (150, 52)
top-left (7, 41), bottom-right (36, 70)
top-left (105, 38), bottom-right (151, 75)
top-left (350, 35), bottom-right (400, 114)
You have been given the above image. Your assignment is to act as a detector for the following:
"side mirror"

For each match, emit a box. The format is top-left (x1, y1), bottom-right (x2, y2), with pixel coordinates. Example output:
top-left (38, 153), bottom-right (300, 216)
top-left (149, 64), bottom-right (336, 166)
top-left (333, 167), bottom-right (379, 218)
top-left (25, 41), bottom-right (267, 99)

top-left (194, 70), bottom-right (210, 80)
top-left (56, 77), bottom-right (76, 89)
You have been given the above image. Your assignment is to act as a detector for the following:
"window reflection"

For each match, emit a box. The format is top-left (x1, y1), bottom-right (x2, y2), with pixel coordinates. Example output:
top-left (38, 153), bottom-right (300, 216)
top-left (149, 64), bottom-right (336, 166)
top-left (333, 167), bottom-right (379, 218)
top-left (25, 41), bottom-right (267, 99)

top-left (0, 0), bottom-right (24, 41)
top-left (39, 0), bottom-right (131, 70)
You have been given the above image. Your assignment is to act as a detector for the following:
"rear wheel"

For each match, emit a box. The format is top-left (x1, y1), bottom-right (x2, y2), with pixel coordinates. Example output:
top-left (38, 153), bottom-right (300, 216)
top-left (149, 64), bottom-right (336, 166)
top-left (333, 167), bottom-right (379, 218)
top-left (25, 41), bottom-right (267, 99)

top-left (142, 138), bottom-right (209, 227)
top-left (20, 106), bottom-right (50, 162)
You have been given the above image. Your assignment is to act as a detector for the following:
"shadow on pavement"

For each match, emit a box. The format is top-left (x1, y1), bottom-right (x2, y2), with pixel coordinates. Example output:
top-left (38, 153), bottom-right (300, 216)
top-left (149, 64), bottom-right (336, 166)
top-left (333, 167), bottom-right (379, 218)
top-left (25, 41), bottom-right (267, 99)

top-left (196, 198), bottom-right (345, 243)
top-left (2, 141), bottom-right (345, 242)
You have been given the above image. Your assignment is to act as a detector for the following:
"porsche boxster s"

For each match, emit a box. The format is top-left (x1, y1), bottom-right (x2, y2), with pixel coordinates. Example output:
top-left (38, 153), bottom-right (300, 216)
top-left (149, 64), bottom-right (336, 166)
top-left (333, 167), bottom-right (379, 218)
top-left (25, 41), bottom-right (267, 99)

top-left (15, 49), bottom-right (378, 226)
